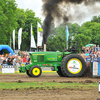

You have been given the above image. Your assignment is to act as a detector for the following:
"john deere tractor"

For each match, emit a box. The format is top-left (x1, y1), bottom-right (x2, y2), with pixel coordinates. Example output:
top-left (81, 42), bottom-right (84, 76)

top-left (19, 42), bottom-right (86, 77)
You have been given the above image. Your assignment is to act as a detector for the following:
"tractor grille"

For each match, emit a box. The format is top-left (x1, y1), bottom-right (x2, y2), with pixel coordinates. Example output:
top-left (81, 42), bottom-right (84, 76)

top-left (38, 55), bottom-right (44, 62)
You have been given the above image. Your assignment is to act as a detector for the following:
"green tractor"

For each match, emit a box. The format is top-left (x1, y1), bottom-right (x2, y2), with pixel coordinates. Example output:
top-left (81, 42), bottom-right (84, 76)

top-left (19, 42), bottom-right (86, 77)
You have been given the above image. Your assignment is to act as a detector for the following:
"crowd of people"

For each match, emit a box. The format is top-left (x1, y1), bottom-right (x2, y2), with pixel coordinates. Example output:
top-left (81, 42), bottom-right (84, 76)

top-left (0, 50), bottom-right (31, 66)
top-left (0, 44), bottom-right (100, 66)
top-left (80, 44), bottom-right (100, 62)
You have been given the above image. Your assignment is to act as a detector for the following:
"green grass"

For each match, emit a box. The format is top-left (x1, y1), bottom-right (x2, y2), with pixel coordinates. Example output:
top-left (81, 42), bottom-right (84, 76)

top-left (0, 82), bottom-right (98, 91)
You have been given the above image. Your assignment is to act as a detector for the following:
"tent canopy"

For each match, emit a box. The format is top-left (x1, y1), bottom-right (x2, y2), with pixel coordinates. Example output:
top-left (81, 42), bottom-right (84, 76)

top-left (85, 44), bottom-right (94, 47)
top-left (0, 45), bottom-right (13, 55)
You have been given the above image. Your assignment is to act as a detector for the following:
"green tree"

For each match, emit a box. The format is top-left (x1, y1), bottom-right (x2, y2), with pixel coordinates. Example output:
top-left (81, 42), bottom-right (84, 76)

top-left (15, 8), bottom-right (41, 50)
top-left (74, 34), bottom-right (91, 52)
top-left (0, 0), bottom-right (17, 45)
top-left (47, 23), bottom-right (66, 51)
top-left (91, 16), bottom-right (100, 23)
top-left (82, 22), bottom-right (100, 45)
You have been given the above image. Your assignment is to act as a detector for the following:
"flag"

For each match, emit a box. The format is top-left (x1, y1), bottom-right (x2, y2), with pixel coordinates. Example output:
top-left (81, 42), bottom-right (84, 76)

top-left (13, 29), bottom-right (15, 50)
top-left (30, 24), bottom-right (36, 48)
top-left (18, 28), bottom-right (22, 50)
top-left (37, 22), bottom-right (43, 47)
top-left (66, 26), bottom-right (69, 41)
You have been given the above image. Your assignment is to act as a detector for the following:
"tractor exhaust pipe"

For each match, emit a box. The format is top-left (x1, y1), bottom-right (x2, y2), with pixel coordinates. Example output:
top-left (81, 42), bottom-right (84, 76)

top-left (44, 43), bottom-right (46, 52)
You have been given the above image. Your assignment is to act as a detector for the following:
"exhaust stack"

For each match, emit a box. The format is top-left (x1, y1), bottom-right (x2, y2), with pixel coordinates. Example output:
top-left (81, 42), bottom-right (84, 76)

top-left (44, 43), bottom-right (46, 52)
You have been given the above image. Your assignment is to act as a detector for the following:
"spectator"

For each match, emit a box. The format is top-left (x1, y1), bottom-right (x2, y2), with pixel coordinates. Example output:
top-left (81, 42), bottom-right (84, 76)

top-left (25, 51), bottom-right (28, 56)
top-left (92, 44), bottom-right (96, 52)
top-left (21, 51), bottom-right (25, 57)
top-left (15, 55), bottom-right (21, 66)
top-left (85, 49), bottom-right (89, 57)
top-left (93, 52), bottom-right (97, 58)
top-left (81, 46), bottom-right (85, 53)
top-left (19, 56), bottom-right (23, 64)
top-left (9, 53), bottom-right (11, 56)
top-left (12, 55), bottom-right (15, 65)
top-left (15, 55), bottom-right (20, 63)
top-left (7, 56), bottom-right (13, 65)
top-left (13, 56), bottom-right (17, 65)
top-left (18, 49), bottom-right (21, 56)
top-left (1, 55), bottom-right (4, 60)
top-left (85, 55), bottom-right (91, 66)
top-left (23, 56), bottom-right (27, 62)
top-left (1, 57), bottom-right (7, 65)
top-left (97, 49), bottom-right (100, 54)
top-left (26, 55), bottom-right (31, 64)
top-left (89, 48), bottom-right (92, 54)
top-left (96, 45), bottom-right (100, 51)
top-left (0, 55), bottom-right (2, 64)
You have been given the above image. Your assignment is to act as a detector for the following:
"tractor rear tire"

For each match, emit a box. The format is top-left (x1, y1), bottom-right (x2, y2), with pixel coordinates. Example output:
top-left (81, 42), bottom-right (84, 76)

top-left (30, 66), bottom-right (42, 77)
top-left (61, 54), bottom-right (86, 77)
top-left (57, 67), bottom-right (65, 77)
top-left (26, 70), bottom-right (32, 77)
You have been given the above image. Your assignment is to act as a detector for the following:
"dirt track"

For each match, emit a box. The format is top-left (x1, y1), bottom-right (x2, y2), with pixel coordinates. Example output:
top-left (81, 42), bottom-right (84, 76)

top-left (0, 74), bottom-right (100, 100)
top-left (0, 89), bottom-right (100, 100)
top-left (0, 73), bottom-right (100, 82)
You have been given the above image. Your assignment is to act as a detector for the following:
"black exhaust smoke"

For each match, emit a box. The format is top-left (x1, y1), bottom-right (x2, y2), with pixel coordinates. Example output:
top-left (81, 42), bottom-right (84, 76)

top-left (42, 0), bottom-right (100, 43)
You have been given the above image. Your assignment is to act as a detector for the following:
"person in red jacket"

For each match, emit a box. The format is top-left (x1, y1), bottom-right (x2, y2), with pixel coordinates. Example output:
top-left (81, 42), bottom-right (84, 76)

top-left (23, 56), bottom-right (27, 62)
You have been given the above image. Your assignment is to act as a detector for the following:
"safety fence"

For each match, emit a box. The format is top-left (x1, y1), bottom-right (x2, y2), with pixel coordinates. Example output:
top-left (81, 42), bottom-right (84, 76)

top-left (1, 57), bottom-right (100, 74)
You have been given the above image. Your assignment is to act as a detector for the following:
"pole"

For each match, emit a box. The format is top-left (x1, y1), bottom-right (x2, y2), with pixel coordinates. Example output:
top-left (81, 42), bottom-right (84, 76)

top-left (66, 25), bottom-right (68, 50)
top-left (10, 35), bottom-right (11, 48)
top-left (30, 24), bottom-right (31, 51)
top-left (37, 21), bottom-right (38, 52)
top-left (66, 40), bottom-right (68, 50)
top-left (10, 24), bottom-right (11, 48)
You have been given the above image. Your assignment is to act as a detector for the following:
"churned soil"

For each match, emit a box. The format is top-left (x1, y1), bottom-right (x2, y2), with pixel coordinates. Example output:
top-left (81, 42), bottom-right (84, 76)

top-left (0, 74), bottom-right (100, 100)
top-left (0, 88), bottom-right (100, 100)
top-left (0, 73), bottom-right (100, 83)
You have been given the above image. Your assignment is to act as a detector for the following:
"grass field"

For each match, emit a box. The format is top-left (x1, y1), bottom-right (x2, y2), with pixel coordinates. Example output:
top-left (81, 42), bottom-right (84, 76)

top-left (0, 72), bottom-right (98, 91)
top-left (0, 81), bottom-right (98, 91)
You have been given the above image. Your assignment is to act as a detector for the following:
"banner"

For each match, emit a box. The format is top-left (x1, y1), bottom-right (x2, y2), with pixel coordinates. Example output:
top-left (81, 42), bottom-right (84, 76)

top-left (13, 29), bottom-right (15, 50)
top-left (30, 24), bottom-right (36, 48)
top-left (37, 22), bottom-right (43, 47)
top-left (18, 28), bottom-right (22, 50)
top-left (2, 65), bottom-right (15, 73)
top-left (93, 62), bottom-right (98, 76)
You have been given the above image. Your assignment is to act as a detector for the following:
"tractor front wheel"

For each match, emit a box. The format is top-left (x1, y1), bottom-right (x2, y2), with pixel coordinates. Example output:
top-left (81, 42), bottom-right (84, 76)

top-left (30, 66), bottom-right (42, 77)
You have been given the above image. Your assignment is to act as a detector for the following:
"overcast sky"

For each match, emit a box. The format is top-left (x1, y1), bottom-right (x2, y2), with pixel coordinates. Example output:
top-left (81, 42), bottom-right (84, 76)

top-left (15, 0), bottom-right (100, 25)
top-left (15, 0), bottom-right (44, 22)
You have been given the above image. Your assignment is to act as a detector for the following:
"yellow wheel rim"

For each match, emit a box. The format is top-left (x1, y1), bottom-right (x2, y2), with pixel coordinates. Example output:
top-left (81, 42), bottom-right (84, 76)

top-left (67, 58), bottom-right (82, 74)
top-left (32, 68), bottom-right (40, 76)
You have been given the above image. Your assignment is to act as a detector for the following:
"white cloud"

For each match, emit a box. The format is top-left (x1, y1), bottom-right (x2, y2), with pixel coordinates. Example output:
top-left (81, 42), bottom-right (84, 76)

top-left (15, 0), bottom-right (100, 25)
top-left (15, 0), bottom-right (44, 22)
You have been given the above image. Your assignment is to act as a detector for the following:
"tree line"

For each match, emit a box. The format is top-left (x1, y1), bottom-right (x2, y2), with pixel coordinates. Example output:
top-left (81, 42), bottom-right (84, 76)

top-left (47, 16), bottom-right (100, 52)
top-left (1, 0), bottom-right (100, 52)
top-left (0, 0), bottom-right (41, 51)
